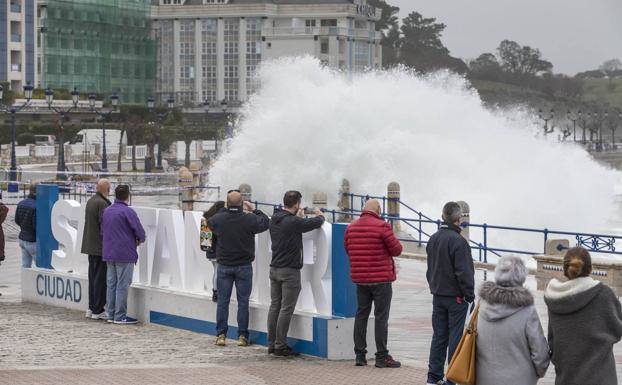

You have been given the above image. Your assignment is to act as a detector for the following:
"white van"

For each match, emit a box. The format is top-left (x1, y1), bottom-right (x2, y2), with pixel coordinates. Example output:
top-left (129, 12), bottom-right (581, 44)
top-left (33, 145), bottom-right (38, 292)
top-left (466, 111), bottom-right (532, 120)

top-left (69, 129), bottom-right (127, 149)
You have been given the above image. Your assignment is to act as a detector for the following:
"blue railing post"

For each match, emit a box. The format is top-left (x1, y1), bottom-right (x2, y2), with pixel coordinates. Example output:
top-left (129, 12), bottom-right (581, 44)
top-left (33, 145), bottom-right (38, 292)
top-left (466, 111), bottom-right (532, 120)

top-left (418, 212), bottom-right (422, 247)
top-left (543, 228), bottom-right (549, 254)
top-left (483, 223), bottom-right (488, 264)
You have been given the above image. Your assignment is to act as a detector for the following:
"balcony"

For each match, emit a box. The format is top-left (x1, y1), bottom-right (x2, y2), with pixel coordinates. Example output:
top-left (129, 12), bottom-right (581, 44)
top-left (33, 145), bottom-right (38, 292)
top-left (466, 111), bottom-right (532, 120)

top-left (11, 34), bottom-right (21, 43)
top-left (262, 27), bottom-right (382, 42)
top-left (10, 3), bottom-right (21, 13)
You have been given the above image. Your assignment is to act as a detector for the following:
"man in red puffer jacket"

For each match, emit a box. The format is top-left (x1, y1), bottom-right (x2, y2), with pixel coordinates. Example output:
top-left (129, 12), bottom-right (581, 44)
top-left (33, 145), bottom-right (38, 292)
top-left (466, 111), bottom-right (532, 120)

top-left (344, 199), bottom-right (403, 369)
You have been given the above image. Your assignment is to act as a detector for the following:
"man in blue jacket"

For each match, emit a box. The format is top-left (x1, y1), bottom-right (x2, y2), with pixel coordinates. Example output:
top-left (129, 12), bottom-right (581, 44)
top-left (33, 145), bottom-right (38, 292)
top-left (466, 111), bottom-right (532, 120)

top-left (102, 184), bottom-right (145, 325)
top-left (426, 202), bottom-right (475, 385)
top-left (15, 184), bottom-right (37, 268)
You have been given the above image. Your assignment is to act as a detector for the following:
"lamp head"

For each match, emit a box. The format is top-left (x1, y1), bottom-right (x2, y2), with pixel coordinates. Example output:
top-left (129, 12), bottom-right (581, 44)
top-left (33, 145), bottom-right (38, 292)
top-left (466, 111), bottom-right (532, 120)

top-left (167, 97), bottom-right (174, 110)
top-left (45, 87), bottom-right (54, 106)
top-left (23, 83), bottom-right (33, 101)
top-left (71, 87), bottom-right (80, 107)
top-left (88, 93), bottom-right (96, 109)
top-left (110, 93), bottom-right (119, 109)
top-left (147, 97), bottom-right (155, 109)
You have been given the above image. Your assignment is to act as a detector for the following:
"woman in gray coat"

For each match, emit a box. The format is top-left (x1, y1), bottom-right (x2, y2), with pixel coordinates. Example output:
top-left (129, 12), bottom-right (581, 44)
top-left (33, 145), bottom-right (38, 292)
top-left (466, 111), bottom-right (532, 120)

top-left (545, 247), bottom-right (622, 385)
top-left (476, 256), bottom-right (550, 385)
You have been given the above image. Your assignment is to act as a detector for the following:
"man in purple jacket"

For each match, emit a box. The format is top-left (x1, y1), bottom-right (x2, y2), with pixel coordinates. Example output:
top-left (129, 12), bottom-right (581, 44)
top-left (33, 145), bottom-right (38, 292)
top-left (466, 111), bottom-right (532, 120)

top-left (102, 184), bottom-right (145, 325)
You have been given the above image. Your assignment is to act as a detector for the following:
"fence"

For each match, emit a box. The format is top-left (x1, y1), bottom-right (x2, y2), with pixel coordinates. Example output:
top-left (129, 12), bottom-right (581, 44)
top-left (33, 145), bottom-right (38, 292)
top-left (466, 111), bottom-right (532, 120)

top-left (34, 145), bottom-right (56, 157)
top-left (15, 146), bottom-right (29, 158)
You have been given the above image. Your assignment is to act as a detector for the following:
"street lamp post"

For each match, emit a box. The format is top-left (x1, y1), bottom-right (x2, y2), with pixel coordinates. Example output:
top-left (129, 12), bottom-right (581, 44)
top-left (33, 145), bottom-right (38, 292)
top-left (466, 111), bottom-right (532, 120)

top-left (538, 109), bottom-right (555, 135)
top-left (567, 110), bottom-right (580, 142)
top-left (46, 87), bottom-right (80, 180)
top-left (578, 111), bottom-right (590, 145)
top-left (609, 111), bottom-right (622, 150)
top-left (147, 96), bottom-right (174, 171)
top-left (88, 93), bottom-right (120, 172)
top-left (0, 83), bottom-right (34, 183)
top-left (592, 111), bottom-right (608, 152)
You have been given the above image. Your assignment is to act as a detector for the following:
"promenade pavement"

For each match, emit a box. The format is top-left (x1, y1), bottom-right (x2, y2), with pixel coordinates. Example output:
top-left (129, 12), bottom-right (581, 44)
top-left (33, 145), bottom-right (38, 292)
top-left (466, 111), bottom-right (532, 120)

top-left (1, 212), bottom-right (621, 384)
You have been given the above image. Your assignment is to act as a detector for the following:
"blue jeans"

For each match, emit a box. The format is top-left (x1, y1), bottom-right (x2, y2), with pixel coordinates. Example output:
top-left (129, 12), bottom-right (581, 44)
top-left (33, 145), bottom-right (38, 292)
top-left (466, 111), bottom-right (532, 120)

top-left (427, 295), bottom-right (469, 385)
top-left (19, 239), bottom-right (37, 268)
top-left (106, 262), bottom-right (134, 321)
top-left (216, 263), bottom-right (253, 338)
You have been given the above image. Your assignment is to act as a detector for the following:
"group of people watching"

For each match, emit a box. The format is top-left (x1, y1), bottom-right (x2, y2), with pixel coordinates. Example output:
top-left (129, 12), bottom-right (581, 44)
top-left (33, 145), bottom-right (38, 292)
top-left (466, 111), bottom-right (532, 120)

top-left (421, 202), bottom-right (622, 385)
top-left (11, 181), bottom-right (622, 384)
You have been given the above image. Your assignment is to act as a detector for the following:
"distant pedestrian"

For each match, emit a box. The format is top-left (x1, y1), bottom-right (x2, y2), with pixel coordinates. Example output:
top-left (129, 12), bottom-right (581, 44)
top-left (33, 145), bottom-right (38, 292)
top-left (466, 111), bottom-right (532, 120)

top-left (208, 190), bottom-right (269, 347)
top-left (102, 184), bottom-right (145, 325)
top-left (268, 191), bottom-right (324, 357)
top-left (15, 184), bottom-right (37, 268)
top-left (344, 199), bottom-right (403, 368)
top-left (82, 179), bottom-right (111, 320)
top-left (425, 202), bottom-right (474, 385)
top-left (201, 200), bottom-right (225, 302)
top-left (545, 246), bottom-right (622, 385)
top-left (476, 256), bottom-right (550, 385)
top-left (0, 198), bottom-right (8, 297)
top-left (0, 199), bottom-right (9, 264)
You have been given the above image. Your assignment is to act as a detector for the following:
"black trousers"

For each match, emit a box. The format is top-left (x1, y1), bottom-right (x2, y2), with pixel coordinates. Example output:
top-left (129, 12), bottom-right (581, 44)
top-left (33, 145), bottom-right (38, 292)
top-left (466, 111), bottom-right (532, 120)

top-left (353, 283), bottom-right (392, 359)
top-left (88, 255), bottom-right (107, 314)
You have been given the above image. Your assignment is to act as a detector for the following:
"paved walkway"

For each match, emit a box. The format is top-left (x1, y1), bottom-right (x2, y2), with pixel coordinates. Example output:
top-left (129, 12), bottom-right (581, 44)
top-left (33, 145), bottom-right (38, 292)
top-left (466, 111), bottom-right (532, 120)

top-left (1, 226), bottom-right (621, 384)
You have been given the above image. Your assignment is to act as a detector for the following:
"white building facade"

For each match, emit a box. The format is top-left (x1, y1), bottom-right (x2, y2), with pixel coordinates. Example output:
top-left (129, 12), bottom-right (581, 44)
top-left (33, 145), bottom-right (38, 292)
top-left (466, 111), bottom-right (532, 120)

top-left (0, 0), bottom-right (38, 91)
top-left (152, 0), bottom-right (382, 106)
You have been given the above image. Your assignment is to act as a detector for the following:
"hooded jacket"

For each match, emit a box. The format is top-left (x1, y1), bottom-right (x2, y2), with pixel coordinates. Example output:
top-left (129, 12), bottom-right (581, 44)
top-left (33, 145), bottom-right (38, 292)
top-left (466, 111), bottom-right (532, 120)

top-left (344, 210), bottom-right (403, 284)
top-left (545, 277), bottom-right (622, 385)
top-left (476, 281), bottom-right (550, 385)
top-left (426, 223), bottom-right (475, 300)
top-left (208, 206), bottom-right (269, 266)
top-left (15, 194), bottom-right (36, 242)
top-left (269, 209), bottom-right (325, 269)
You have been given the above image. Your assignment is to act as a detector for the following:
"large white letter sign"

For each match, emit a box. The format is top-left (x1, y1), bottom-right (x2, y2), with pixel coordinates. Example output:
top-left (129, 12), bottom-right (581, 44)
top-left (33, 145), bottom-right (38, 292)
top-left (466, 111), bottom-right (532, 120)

top-left (299, 222), bottom-right (332, 315)
top-left (183, 211), bottom-right (212, 292)
top-left (251, 231), bottom-right (272, 305)
top-left (51, 200), bottom-right (87, 273)
top-left (151, 209), bottom-right (185, 290)
top-left (133, 207), bottom-right (158, 285)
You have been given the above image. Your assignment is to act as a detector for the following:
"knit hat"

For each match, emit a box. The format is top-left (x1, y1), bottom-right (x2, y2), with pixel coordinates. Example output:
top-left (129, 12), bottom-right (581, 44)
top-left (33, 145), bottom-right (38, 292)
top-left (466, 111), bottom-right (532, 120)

top-left (494, 256), bottom-right (527, 287)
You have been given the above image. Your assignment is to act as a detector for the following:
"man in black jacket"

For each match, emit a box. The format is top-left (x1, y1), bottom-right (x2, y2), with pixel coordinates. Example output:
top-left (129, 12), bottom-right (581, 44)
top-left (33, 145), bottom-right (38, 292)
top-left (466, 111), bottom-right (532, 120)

top-left (425, 202), bottom-right (474, 385)
top-left (208, 190), bottom-right (269, 347)
top-left (268, 191), bottom-right (324, 356)
top-left (81, 179), bottom-right (111, 320)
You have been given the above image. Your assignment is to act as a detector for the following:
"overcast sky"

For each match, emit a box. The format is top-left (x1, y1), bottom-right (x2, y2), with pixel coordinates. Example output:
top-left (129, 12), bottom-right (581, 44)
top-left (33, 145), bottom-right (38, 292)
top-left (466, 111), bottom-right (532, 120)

top-left (389, 0), bottom-right (622, 75)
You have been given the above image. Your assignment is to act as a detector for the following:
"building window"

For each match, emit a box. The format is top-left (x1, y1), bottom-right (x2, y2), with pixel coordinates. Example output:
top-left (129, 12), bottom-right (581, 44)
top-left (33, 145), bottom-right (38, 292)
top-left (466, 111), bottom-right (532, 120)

top-left (246, 18), bottom-right (262, 97)
top-left (224, 18), bottom-right (239, 102)
top-left (320, 19), bottom-right (337, 27)
top-left (354, 41), bottom-right (370, 71)
top-left (320, 40), bottom-right (329, 54)
top-left (354, 20), bottom-right (367, 29)
top-left (179, 19), bottom-right (196, 104)
top-left (305, 19), bottom-right (316, 27)
top-left (157, 20), bottom-right (175, 101)
top-left (201, 19), bottom-right (217, 103)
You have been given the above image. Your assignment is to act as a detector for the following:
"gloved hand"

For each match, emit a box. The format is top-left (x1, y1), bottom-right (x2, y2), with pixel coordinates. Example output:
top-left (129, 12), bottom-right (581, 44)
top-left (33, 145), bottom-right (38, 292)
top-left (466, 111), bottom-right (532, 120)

top-left (465, 295), bottom-right (475, 304)
top-left (0, 254), bottom-right (5, 262)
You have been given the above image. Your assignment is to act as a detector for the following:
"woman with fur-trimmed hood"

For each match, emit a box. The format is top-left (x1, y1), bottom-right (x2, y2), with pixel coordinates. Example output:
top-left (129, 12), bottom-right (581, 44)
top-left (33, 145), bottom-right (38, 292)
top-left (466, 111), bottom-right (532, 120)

top-left (476, 256), bottom-right (550, 385)
top-left (545, 246), bottom-right (622, 385)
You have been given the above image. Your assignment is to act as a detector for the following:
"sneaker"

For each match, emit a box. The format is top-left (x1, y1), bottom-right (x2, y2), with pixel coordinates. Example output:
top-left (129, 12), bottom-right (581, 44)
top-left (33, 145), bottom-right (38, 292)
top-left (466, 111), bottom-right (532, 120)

top-left (85, 309), bottom-right (93, 318)
top-left (212, 290), bottom-right (218, 303)
top-left (215, 334), bottom-right (226, 346)
top-left (274, 346), bottom-right (300, 357)
top-left (355, 354), bottom-right (367, 366)
top-left (375, 355), bottom-right (401, 368)
top-left (268, 346), bottom-right (275, 354)
top-left (237, 335), bottom-right (250, 347)
top-left (426, 381), bottom-right (446, 385)
top-left (113, 316), bottom-right (138, 325)
top-left (91, 312), bottom-right (108, 320)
